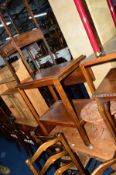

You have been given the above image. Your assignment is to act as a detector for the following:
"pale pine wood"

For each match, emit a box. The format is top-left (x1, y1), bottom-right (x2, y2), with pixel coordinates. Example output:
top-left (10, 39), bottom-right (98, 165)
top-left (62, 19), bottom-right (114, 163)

top-left (0, 65), bottom-right (15, 83)
top-left (1, 89), bottom-right (38, 127)
top-left (0, 59), bottom-right (48, 126)
top-left (12, 59), bottom-right (49, 116)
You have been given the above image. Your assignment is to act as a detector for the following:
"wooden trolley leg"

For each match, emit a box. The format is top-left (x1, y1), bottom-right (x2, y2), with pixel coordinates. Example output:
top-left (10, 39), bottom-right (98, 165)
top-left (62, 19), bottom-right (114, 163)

top-left (19, 89), bottom-right (48, 135)
top-left (80, 65), bottom-right (96, 94)
top-left (54, 79), bottom-right (91, 146)
top-left (48, 85), bottom-right (58, 102)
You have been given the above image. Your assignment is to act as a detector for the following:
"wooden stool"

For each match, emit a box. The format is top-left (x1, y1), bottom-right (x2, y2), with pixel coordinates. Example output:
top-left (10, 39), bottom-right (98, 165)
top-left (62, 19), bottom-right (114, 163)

top-left (80, 100), bottom-right (115, 140)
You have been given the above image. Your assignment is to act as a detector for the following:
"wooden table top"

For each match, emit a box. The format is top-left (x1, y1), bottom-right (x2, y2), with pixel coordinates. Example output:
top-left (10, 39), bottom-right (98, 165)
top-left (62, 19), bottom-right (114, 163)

top-left (18, 55), bottom-right (84, 89)
top-left (93, 68), bottom-right (116, 98)
top-left (80, 36), bottom-right (116, 67)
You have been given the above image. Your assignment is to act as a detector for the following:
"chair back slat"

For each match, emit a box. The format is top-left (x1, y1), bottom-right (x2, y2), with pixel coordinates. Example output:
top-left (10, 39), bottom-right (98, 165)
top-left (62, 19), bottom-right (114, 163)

top-left (26, 133), bottom-right (116, 175)
top-left (30, 138), bottom-right (57, 163)
top-left (91, 158), bottom-right (116, 175)
top-left (40, 151), bottom-right (67, 175)
top-left (57, 133), bottom-right (86, 174)
top-left (54, 162), bottom-right (74, 175)
top-left (26, 133), bottom-right (87, 175)
top-left (26, 160), bottom-right (39, 175)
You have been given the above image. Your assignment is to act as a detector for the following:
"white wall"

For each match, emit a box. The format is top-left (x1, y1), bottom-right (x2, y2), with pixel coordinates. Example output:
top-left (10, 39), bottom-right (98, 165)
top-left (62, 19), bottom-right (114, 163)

top-left (49, 0), bottom-right (116, 91)
top-left (86, 0), bottom-right (116, 45)
top-left (49, 0), bottom-right (93, 58)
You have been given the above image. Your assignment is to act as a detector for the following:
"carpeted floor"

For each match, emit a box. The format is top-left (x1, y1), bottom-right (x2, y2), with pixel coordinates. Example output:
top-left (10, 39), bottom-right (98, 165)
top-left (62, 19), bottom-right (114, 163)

top-left (0, 135), bottom-right (114, 175)
top-left (0, 135), bottom-right (33, 175)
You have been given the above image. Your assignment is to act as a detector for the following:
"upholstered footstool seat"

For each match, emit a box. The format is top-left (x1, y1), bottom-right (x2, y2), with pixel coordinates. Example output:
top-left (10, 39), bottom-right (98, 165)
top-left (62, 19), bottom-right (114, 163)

top-left (79, 100), bottom-right (116, 139)
top-left (110, 101), bottom-right (116, 118)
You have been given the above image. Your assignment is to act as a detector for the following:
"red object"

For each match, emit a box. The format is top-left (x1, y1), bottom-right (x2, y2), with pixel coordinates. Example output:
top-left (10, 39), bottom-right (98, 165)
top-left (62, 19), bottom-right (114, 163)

top-left (107, 0), bottom-right (116, 26)
top-left (74, 0), bottom-right (101, 56)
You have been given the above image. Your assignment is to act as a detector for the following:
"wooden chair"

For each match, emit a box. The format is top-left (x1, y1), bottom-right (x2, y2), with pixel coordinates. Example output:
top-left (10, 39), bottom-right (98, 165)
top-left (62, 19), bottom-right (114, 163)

top-left (91, 157), bottom-right (116, 175)
top-left (26, 132), bottom-right (116, 175)
top-left (26, 132), bottom-right (89, 175)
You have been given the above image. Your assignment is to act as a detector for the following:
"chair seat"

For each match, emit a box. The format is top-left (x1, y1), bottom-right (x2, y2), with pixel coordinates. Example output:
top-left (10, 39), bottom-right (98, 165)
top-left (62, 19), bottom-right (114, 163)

top-left (80, 101), bottom-right (116, 123)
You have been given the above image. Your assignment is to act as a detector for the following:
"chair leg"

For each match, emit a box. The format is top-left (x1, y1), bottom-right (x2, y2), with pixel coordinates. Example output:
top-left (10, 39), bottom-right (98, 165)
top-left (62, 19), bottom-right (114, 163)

top-left (104, 101), bottom-right (116, 134)
top-left (96, 98), bottom-right (116, 144)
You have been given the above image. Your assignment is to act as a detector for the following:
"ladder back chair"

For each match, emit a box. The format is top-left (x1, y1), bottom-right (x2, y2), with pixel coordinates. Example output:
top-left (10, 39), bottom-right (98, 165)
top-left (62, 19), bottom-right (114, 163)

top-left (26, 132), bottom-right (88, 175)
top-left (26, 132), bottom-right (116, 175)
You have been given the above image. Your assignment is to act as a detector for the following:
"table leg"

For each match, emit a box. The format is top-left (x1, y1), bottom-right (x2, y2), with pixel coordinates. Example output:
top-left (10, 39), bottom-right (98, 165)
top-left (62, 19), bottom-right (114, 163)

top-left (80, 65), bottom-right (95, 94)
top-left (104, 101), bottom-right (116, 134)
top-left (53, 79), bottom-right (91, 146)
top-left (48, 85), bottom-right (58, 102)
top-left (96, 98), bottom-right (116, 143)
top-left (19, 89), bottom-right (48, 135)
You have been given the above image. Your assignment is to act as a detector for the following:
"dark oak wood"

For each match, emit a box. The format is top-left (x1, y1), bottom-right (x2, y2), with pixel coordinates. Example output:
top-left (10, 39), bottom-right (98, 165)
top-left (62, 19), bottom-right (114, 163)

top-left (0, 15), bottom-right (33, 76)
top-left (18, 56), bottom-right (92, 146)
top-left (92, 68), bottom-right (116, 142)
top-left (48, 85), bottom-right (58, 102)
top-left (40, 101), bottom-right (75, 126)
top-left (63, 67), bottom-right (95, 86)
top-left (80, 65), bottom-right (96, 93)
top-left (54, 79), bottom-right (90, 146)
top-left (23, 0), bottom-right (56, 64)
top-left (19, 55), bottom-right (85, 89)
top-left (80, 36), bottom-right (116, 94)
top-left (40, 99), bottom-right (94, 127)
top-left (80, 37), bottom-right (116, 144)
top-left (8, 14), bottom-right (20, 34)
top-left (80, 67), bottom-right (116, 143)
top-left (96, 98), bottom-right (116, 143)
